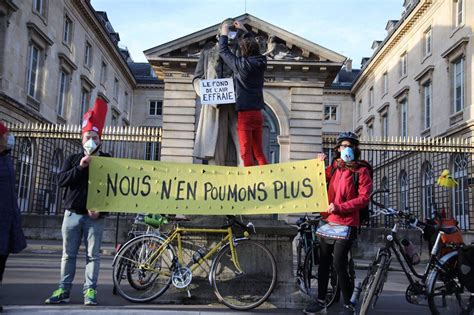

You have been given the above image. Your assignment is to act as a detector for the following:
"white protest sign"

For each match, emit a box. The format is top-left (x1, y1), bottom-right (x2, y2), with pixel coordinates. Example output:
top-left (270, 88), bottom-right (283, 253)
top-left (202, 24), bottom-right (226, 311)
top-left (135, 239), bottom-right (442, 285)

top-left (199, 78), bottom-right (235, 105)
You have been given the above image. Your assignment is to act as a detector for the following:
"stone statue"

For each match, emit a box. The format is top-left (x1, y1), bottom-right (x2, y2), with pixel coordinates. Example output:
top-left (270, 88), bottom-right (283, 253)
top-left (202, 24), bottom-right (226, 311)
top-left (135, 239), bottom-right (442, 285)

top-left (192, 19), bottom-right (244, 166)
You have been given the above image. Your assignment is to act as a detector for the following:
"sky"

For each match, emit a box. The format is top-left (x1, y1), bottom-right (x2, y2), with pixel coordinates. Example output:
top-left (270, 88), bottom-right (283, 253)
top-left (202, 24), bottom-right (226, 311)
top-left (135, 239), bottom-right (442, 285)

top-left (91, 0), bottom-right (403, 68)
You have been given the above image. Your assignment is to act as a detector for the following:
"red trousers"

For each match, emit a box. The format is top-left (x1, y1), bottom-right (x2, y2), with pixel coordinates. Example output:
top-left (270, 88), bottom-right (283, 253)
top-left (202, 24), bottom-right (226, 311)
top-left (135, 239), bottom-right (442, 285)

top-left (237, 110), bottom-right (269, 166)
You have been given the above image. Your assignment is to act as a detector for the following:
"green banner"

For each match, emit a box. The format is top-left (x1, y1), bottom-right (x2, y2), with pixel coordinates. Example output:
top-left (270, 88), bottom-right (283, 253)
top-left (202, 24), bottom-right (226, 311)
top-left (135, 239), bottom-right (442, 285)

top-left (86, 157), bottom-right (328, 215)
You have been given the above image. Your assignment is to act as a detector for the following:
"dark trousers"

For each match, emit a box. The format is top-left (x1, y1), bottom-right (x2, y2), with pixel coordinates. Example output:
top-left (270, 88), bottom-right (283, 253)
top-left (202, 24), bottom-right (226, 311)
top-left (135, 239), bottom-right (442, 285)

top-left (0, 255), bottom-right (8, 282)
top-left (317, 237), bottom-right (354, 305)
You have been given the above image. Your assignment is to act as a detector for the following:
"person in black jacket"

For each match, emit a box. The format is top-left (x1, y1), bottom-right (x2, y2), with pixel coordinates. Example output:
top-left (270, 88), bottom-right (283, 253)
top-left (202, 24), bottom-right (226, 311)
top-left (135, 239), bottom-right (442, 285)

top-left (0, 121), bottom-right (27, 313)
top-left (219, 21), bottom-right (268, 166)
top-left (45, 97), bottom-right (110, 306)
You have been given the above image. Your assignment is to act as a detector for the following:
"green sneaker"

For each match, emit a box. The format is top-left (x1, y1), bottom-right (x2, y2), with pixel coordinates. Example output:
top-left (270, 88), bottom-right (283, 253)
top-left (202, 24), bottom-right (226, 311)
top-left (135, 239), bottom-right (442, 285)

top-left (84, 288), bottom-right (98, 305)
top-left (45, 288), bottom-right (70, 304)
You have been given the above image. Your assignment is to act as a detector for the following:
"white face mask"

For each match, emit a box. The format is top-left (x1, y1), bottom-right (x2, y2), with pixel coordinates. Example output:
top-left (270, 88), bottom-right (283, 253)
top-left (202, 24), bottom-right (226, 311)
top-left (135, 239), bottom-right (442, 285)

top-left (6, 134), bottom-right (15, 150)
top-left (228, 31), bottom-right (237, 40)
top-left (83, 139), bottom-right (98, 156)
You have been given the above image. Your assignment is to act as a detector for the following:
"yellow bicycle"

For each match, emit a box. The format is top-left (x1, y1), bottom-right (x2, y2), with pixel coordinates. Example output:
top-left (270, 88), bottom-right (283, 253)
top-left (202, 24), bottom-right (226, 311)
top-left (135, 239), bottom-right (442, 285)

top-left (112, 215), bottom-right (277, 310)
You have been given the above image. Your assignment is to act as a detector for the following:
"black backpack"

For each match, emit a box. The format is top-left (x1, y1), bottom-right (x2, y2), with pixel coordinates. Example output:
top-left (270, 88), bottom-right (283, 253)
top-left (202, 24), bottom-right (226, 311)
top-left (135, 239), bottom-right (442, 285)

top-left (329, 160), bottom-right (373, 227)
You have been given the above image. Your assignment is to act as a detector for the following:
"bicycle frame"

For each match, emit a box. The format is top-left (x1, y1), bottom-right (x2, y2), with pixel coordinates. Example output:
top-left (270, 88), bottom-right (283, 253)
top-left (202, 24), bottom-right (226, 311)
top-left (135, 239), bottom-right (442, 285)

top-left (384, 221), bottom-right (460, 287)
top-left (141, 226), bottom-right (245, 276)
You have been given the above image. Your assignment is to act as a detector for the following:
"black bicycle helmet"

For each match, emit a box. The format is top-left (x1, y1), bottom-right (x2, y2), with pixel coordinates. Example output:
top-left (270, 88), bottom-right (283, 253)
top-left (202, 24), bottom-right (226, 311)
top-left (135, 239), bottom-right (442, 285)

top-left (336, 131), bottom-right (359, 145)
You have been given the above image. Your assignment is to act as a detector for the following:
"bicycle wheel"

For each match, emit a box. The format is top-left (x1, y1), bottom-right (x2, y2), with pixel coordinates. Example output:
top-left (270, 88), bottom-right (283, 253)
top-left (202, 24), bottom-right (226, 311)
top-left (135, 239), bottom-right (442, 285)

top-left (427, 255), bottom-right (473, 315)
top-left (210, 239), bottom-right (277, 310)
top-left (295, 237), bottom-right (307, 293)
top-left (113, 235), bottom-right (175, 303)
top-left (359, 254), bottom-right (388, 315)
top-left (302, 245), bottom-right (340, 307)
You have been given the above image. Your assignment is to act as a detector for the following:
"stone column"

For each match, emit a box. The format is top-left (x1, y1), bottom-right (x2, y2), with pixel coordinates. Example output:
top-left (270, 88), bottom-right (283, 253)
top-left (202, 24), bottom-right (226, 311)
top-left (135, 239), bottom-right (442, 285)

top-left (289, 85), bottom-right (324, 160)
top-left (160, 75), bottom-right (196, 163)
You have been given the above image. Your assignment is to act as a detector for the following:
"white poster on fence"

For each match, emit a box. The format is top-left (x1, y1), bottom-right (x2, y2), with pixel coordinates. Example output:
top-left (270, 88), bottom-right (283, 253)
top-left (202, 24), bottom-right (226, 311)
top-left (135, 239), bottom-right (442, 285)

top-left (199, 78), bottom-right (235, 105)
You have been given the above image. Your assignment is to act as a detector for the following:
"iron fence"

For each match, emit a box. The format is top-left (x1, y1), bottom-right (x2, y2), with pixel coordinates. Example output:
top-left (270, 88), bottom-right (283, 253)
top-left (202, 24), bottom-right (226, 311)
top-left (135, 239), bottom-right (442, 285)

top-left (323, 136), bottom-right (473, 230)
top-left (8, 123), bottom-right (162, 216)
top-left (6, 123), bottom-right (473, 231)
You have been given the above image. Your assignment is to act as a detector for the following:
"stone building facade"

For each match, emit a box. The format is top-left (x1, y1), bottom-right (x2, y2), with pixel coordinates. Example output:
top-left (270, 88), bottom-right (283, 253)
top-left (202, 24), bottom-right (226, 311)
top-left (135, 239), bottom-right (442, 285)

top-left (351, 0), bottom-right (473, 227)
top-left (0, 0), bottom-right (163, 128)
top-left (352, 0), bottom-right (473, 141)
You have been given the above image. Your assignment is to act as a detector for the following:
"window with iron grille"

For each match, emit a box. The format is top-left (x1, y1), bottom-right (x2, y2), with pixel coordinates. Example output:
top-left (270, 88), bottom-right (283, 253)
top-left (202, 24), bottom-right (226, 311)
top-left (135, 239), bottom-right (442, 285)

top-left (422, 161), bottom-right (435, 219)
top-left (16, 139), bottom-right (34, 213)
top-left (452, 153), bottom-right (468, 229)
top-left (399, 170), bottom-right (409, 211)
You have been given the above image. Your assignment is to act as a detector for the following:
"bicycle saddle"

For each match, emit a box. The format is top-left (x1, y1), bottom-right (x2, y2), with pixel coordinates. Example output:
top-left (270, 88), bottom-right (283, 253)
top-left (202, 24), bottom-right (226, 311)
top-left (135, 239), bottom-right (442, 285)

top-left (439, 226), bottom-right (458, 234)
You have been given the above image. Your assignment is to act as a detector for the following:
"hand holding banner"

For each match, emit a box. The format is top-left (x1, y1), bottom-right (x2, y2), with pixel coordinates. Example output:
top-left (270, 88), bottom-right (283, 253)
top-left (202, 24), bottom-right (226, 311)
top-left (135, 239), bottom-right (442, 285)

top-left (87, 157), bottom-right (328, 215)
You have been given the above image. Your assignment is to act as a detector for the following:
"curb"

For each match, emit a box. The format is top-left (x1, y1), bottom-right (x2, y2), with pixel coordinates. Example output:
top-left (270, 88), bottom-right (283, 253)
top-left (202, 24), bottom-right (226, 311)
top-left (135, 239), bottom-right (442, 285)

top-left (26, 243), bottom-right (116, 256)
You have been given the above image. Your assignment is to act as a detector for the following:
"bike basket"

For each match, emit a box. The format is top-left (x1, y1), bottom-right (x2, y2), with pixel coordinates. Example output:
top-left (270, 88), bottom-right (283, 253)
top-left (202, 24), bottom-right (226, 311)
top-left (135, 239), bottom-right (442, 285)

top-left (458, 245), bottom-right (474, 292)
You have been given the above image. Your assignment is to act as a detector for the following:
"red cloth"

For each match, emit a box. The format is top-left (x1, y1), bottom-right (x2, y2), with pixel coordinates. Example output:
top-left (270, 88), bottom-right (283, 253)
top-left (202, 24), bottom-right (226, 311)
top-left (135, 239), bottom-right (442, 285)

top-left (237, 110), bottom-right (268, 166)
top-left (0, 122), bottom-right (8, 136)
top-left (323, 160), bottom-right (373, 227)
top-left (82, 97), bottom-right (108, 137)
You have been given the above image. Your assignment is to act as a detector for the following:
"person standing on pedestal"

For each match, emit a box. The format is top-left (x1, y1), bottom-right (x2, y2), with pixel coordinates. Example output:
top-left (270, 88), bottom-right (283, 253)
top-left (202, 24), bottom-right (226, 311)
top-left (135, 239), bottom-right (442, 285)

top-left (193, 18), bottom-right (245, 166)
top-left (218, 21), bottom-right (268, 166)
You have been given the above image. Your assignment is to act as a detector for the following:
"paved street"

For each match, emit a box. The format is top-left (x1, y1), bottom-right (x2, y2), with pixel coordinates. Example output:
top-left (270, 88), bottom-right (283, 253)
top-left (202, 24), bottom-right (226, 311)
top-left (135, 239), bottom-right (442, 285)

top-left (1, 244), bottom-right (432, 314)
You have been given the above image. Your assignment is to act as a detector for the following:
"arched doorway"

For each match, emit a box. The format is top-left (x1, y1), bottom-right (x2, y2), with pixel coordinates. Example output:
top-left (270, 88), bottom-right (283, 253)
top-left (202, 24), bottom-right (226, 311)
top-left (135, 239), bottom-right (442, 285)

top-left (262, 105), bottom-right (280, 164)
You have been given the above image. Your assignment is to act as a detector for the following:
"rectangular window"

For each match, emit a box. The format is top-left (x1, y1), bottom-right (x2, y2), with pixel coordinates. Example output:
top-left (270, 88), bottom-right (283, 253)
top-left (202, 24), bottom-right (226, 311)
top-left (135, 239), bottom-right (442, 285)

top-left (27, 44), bottom-right (40, 99)
top-left (456, 0), bottom-right (464, 27)
top-left (383, 72), bottom-right (388, 94)
top-left (382, 114), bottom-right (388, 138)
top-left (423, 81), bottom-right (432, 129)
top-left (149, 100), bottom-right (162, 116)
top-left (367, 124), bottom-right (374, 137)
top-left (145, 142), bottom-right (160, 161)
top-left (63, 15), bottom-right (73, 45)
top-left (400, 99), bottom-right (408, 137)
top-left (400, 52), bottom-right (407, 77)
top-left (124, 91), bottom-right (129, 113)
top-left (113, 78), bottom-right (119, 100)
top-left (369, 87), bottom-right (374, 108)
top-left (100, 61), bottom-right (107, 85)
top-left (357, 100), bottom-right (362, 120)
top-left (112, 112), bottom-right (119, 126)
top-left (424, 28), bottom-right (432, 56)
top-left (84, 41), bottom-right (92, 67)
top-left (324, 105), bottom-right (337, 121)
top-left (34, 0), bottom-right (44, 15)
top-left (57, 70), bottom-right (69, 117)
top-left (453, 58), bottom-right (464, 112)
top-left (80, 88), bottom-right (90, 124)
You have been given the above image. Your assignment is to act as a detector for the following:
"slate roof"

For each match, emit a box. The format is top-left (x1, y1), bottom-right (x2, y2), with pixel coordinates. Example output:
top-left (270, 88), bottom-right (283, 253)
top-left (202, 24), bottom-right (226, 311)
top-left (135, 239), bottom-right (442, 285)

top-left (128, 62), bottom-right (162, 85)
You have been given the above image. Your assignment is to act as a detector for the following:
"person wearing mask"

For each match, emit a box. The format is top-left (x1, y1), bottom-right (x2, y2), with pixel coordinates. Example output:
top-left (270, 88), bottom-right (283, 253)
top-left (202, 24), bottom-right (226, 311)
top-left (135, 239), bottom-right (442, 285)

top-left (218, 20), bottom-right (268, 166)
top-left (304, 132), bottom-right (373, 315)
top-left (0, 122), bottom-right (27, 312)
top-left (45, 97), bottom-right (110, 306)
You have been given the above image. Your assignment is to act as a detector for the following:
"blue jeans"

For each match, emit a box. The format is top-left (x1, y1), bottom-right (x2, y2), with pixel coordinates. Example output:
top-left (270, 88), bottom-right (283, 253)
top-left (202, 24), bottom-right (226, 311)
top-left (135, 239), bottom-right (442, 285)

top-left (59, 210), bottom-right (105, 293)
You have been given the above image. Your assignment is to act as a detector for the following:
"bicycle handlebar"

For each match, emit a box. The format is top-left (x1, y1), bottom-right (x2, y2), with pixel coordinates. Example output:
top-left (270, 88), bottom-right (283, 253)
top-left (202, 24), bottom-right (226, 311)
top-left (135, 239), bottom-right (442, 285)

top-left (370, 190), bottom-right (429, 234)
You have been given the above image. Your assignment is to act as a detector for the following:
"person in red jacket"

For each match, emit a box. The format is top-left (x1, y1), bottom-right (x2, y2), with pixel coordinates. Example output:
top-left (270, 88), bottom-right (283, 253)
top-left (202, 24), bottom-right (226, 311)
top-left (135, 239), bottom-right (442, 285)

top-left (304, 132), bottom-right (373, 315)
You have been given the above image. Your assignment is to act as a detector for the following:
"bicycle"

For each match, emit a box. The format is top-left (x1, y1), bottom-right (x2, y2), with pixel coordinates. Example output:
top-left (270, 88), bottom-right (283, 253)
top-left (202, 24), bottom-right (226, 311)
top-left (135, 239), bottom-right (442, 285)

top-left (354, 189), bottom-right (473, 315)
top-left (112, 215), bottom-right (277, 310)
top-left (294, 214), bottom-right (355, 308)
top-left (112, 213), bottom-right (168, 295)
